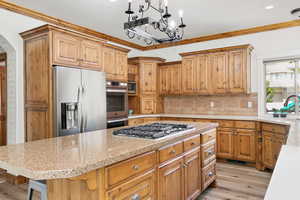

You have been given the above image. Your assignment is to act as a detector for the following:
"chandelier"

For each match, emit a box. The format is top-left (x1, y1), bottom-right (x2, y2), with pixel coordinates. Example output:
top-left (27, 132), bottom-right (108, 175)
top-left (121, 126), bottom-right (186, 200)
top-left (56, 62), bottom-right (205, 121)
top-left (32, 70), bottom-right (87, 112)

top-left (124, 0), bottom-right (186, 45)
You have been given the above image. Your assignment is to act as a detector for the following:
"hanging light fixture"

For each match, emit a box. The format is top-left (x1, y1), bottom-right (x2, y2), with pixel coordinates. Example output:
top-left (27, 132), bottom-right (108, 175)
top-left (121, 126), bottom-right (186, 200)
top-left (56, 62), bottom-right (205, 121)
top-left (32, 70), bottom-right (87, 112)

top-left (124, 0), bottom-right (187, 45)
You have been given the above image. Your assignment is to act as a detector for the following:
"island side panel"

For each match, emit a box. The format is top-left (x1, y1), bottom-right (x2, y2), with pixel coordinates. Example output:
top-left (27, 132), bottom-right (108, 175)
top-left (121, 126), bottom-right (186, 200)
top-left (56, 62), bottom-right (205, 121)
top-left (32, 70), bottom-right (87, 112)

top-left (47, 168), bottom-right (105, 200)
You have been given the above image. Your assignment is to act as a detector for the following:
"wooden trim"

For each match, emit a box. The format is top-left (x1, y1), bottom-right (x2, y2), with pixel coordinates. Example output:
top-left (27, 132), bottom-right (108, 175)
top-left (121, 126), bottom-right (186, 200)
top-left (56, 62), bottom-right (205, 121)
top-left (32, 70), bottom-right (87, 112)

top-left (0, 53), bottom-right (6, 62)
top-left (103, 43), bottom-right (131, 53)
top-left (2, 0), bottom-right (300, 51)
top-left (128, 57), bottom-right (166, 63)
top-left (0, 0), bottom-right (145, 50)
top-left (145, 20), bottom-right (300, 50)
top-left (179, 44), bottom-right (253, 57)
top-left (158, 61), bottom-right (181, 66)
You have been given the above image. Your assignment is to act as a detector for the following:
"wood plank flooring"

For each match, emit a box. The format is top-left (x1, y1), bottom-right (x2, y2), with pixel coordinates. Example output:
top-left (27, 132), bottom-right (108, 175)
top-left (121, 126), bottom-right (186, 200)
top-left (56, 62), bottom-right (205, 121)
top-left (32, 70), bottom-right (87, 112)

top-left (0, 162), bottom-right (271, 200)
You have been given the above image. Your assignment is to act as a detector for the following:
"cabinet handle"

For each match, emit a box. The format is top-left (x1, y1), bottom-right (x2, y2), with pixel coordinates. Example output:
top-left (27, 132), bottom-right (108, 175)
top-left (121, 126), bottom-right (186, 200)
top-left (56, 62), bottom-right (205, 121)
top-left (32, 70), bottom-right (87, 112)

top-left (190, 142), bottom-right (196, 146)
top-left (132, 165), bottom-right (140, 171)
top-left (208, 172), bottom-right (214, 177)
top-left (131, 194), bottom-right (140, 200)
top-left (169, 149), bottom-right (176, 155)
top-left (207, 150), bottom-right (213, 155)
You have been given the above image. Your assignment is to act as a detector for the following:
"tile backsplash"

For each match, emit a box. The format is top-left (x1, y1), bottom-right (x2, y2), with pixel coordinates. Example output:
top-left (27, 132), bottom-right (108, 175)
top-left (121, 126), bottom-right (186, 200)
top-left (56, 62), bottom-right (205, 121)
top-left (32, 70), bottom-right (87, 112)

top-left (163, 93), bottom-right (258, 116)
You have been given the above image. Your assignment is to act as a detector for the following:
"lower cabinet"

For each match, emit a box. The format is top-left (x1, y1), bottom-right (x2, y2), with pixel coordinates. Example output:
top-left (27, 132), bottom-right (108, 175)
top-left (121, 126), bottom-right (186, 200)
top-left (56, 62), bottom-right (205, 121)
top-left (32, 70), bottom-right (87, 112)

top-left (158, 157), bottom-right (185, 200)
top-left (106, 170), bottom-right (156, 200)
top-left (217, 128), bottom-right (256, 162)
top-left (158, 148), bottom-right (201, 200)
top-left (262, 131), bottom-right (286, 169)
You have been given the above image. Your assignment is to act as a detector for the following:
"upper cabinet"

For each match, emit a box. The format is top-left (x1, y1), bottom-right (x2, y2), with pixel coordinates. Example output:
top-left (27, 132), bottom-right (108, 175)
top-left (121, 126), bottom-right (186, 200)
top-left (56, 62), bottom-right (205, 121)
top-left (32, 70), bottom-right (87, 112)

top-left (103, 44), bottom-right (129, 82)
top-left (159, 62), bottom-right (182, 95)
top-left (178, 44), bottom-right (253, 95)
top-left (52, 31), bottom-right (104, 71)
top-left (140, 62), bottom-right (158, 95)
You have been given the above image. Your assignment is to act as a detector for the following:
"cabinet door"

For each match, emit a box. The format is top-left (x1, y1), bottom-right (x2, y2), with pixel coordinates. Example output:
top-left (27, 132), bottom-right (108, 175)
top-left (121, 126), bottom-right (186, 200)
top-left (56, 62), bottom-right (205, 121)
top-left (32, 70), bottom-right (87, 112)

top-left (140, 96), bottom-right (156, 114)
top-left (171, 64), bottom-right (182, 95)
top-left (210, 52), bottom-right (228, 94)
top-left (262, 132), bottom-right (273, 168)
top-left (217, 129), bottom-right (234, 159)
top-left (184, 149), bottom-right (201, 200)
top-left (195, 55), bottom-right (210, 94)
top-left (53, 31), bottom-right (81, 66)
top-left (106, 170), bottom-right (155, 200)
top-left (115, 51), bottom-right (128, 81)
top-left (160, 66), bottom-right (170, 95)
top-left (235, 129), bottom-right (256, 162)
top-left (272, 135), bottom-right (285, 166)
top-left (103, 46), bottom-right (115, 80)
top-left (182, 56), bottom-right (197, 94)
top-left (80, 39), bottom-right (102, 70)
top-left (158, 158), bottom-right (185, 200)
top-left (140, 62), bottom-right (157, 94)
top-left (228, 49), bottom-right (247, 93)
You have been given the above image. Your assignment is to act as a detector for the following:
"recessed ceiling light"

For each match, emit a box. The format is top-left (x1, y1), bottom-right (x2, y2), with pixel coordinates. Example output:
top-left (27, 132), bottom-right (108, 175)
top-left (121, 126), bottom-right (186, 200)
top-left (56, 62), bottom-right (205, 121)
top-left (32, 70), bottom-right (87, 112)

top-left (265, 5), bottom-right (274, 10)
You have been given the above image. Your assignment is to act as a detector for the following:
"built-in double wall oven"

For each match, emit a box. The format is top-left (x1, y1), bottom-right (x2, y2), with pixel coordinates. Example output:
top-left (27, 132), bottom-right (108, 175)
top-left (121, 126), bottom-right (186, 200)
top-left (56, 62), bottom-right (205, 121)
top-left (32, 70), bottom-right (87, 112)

top-left (106, 81), bottom-right (128, 128)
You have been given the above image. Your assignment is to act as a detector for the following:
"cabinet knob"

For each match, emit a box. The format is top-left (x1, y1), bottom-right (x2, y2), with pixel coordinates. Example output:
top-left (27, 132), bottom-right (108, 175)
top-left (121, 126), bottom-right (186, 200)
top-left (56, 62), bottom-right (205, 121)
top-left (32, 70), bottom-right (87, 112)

top-left (208, 172), bottom-right (214, 177)
top-left (190, 142), bottom-right (196, 146)
top-left (131, 194), bottom-right (140, 200)
top-left (132, 165), bottom-right (140, 171)
top-left (169, 149), bottom-right (176, 155)
top-left (207, 150), bottom-right (213, 155)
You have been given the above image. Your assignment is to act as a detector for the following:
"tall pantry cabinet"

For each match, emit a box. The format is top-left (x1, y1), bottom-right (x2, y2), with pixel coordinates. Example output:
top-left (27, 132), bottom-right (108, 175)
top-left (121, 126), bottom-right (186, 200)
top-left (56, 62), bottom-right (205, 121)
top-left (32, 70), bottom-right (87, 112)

top-left (128, 57), bottom-right (165, 114)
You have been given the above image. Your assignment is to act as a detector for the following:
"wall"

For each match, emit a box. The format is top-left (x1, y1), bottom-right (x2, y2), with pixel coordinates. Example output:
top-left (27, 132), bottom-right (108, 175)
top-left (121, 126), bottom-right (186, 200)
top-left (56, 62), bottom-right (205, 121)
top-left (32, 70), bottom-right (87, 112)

top-left (129, 26), bottom-right (300, 115)
top-left (0, 8), bottom-right (45, 144)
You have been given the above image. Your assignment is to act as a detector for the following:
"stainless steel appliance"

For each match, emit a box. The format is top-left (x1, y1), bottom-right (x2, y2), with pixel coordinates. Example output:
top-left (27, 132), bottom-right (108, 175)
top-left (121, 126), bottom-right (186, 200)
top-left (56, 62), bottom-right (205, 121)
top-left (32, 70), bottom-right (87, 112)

top-left (106, 81), bottom-right (128, 126)
top-left (128, 81), bottom-right (137, 94)
top-left (113, 123), bottom-right (194, 140)
top-left (53, 66), bottom-right (107, 137)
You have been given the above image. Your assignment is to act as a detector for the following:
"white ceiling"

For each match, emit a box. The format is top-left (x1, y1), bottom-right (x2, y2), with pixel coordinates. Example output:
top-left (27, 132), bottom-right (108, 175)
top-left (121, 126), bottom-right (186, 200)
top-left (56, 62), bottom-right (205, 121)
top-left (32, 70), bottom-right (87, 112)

top-left (7, 0), bottom-right (300, 46)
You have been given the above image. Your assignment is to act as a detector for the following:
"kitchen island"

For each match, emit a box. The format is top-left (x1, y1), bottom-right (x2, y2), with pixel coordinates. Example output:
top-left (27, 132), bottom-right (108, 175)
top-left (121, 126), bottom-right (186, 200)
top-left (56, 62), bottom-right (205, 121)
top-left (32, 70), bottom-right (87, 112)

top-left (0, 121), bottom-right (218, 200)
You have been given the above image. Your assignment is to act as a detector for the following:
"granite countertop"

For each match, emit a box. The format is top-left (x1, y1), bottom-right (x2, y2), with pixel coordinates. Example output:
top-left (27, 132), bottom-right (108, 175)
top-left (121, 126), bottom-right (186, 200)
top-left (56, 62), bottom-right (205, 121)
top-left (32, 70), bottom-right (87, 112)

top-left (0, 121), bottom-right (218, 180)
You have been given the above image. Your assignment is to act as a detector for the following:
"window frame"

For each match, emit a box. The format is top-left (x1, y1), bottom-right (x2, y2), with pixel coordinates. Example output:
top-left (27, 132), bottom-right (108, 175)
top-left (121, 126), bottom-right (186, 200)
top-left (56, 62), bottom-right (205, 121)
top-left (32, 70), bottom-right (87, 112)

top-left (264, 57), bottom-right (300, 115)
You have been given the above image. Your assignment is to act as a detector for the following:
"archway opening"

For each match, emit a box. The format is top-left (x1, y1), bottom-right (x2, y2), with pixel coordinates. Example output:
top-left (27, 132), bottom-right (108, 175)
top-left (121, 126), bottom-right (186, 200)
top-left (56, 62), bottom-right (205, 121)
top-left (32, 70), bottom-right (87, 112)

top-left (0, 49), bottom-right (7, 146)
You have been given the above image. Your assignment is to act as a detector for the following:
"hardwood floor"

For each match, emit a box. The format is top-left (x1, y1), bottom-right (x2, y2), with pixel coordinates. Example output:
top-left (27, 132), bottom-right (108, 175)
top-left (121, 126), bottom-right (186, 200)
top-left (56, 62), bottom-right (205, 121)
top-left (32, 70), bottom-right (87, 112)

top-left (0, 162), bottom-right (271, 200)
top-left (198, 162), bottom-right (272, 200)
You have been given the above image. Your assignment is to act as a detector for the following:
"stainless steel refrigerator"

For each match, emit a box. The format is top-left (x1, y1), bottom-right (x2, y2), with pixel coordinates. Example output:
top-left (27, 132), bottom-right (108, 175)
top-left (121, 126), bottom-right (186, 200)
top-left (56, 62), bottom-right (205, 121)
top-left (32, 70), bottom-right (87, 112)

top-left (53, 66), bottom-right (107, 137)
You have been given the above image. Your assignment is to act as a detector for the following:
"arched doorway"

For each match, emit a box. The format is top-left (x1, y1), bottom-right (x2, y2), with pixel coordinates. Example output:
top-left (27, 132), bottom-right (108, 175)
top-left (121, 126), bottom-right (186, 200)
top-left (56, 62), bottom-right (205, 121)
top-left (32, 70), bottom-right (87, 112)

top-left (0, 51), bottom-right (6, 146)
top-left (0, 35), bottom-right (17, 146)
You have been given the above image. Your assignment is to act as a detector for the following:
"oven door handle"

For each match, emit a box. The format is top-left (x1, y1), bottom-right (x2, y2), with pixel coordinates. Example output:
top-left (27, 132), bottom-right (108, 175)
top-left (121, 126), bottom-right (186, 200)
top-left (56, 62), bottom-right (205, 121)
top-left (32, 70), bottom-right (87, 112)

top-left (107, 118), bottom-right (128, 124)
top-left (106, 89), bottom-right (127, 93)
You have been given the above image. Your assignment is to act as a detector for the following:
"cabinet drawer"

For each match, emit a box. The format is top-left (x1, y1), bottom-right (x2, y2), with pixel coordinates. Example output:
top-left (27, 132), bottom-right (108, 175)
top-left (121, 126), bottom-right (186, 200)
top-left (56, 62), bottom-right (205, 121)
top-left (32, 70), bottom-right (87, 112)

top-left (106, 170), bottom-right (155, 200)
top-left (217, 120), bottom-right (235, 128)
top-left (159, 141), bottom-right (184, 163)
top-left (262, 123), bottom-right (288, 134)
top-left (106, 151), bottom-right (156, 188)
top-left (235, 121), bottom-right (256, 129)
top-left (201, 130), bottom-right (216, 144)
top-left (201, 141), bottom-right (216, 167)
top-left (184, 135), bottom-right (200, 152)
top-left (202, 160), bottom-right (216, 191)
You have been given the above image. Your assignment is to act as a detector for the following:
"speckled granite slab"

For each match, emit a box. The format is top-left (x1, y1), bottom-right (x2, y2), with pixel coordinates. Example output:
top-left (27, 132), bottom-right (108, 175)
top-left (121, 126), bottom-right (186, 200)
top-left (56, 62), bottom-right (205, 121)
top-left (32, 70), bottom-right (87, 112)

top-left (0, 121), bottom-right (218, 180)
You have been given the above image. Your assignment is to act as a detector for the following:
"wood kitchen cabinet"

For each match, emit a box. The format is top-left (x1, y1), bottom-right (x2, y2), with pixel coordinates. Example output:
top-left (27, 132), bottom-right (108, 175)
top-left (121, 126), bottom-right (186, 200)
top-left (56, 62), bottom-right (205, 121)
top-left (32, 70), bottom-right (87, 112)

top-left (103, 44), bottom-right (129, 81)
top-left (262, 132), bottom-right (273, 168)
top-left (21, 25), bottom-right (130, 141)
top-left (235, 129), bottom-right (256, 162)
top-left (179, 44), bottom-right (253, 95)
top-left (217, 128), bottom-right (235, 159)
top-left (128, 57), bottom-right (165, 114)
top-left (158, 157), bottom-right (185, 200)
top-left (159, 62), bottom-right (182, 95)
top-left (53, 31), bottom-right (104, 70)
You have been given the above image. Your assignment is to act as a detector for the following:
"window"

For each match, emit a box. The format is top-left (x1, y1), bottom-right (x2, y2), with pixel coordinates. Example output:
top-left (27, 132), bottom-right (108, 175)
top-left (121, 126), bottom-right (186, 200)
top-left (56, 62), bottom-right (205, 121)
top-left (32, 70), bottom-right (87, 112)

top-left (265, 59), bottom-right (300, 115)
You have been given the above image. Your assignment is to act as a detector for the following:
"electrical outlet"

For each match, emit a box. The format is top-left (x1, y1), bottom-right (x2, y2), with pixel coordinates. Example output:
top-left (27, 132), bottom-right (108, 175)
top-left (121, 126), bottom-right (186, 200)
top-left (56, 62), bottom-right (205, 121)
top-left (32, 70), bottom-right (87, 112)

top-left (248, 101), bottom-right (253, 108)
top-left (210, 101), bottom-right (214, 108)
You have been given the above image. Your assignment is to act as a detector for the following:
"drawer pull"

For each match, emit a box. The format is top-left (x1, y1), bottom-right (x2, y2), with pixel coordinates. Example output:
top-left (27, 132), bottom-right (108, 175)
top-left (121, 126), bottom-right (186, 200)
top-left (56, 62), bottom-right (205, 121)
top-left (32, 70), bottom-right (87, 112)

top-left (132, 165), bottom-right (140, 171)
top-left (131, 194), bottom-right (140, 200)
top-left (190, 142), bottom-right (196, 146)
top-left (169, 149), bottom-right (176, 154)
top-left (208, 172), bottom-right (214, 177)
top-left (207, 150), bottom-right (213, 155)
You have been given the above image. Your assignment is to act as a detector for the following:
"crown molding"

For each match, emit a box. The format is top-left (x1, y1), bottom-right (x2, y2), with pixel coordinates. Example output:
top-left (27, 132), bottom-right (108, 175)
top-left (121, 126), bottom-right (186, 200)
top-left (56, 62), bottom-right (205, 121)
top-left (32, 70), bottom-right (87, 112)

top-left (144, 19), bottom-right (300, 50)
top-left (2, 0), bottom-right (300, 52)
top-left (0, 0), bottom-right (146, 50)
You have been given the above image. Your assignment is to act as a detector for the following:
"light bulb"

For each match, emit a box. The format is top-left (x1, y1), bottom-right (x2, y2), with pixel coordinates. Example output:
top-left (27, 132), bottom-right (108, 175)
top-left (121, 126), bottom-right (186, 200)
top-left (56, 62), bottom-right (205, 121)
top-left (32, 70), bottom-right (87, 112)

top-left (179, 10), bottom-right (184, 18)
top-left (128, 0), bottom-right (132, 3)
top-left (164, 0), bottom-right (168, 7)
top-left (169, 20), bottom-right (176, 29)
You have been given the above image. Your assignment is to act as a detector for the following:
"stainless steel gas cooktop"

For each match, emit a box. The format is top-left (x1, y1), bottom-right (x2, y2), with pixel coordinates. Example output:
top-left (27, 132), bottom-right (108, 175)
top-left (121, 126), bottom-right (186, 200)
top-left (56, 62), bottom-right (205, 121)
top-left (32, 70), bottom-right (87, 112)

top-left (112, 123), bottom-right (195, 140)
